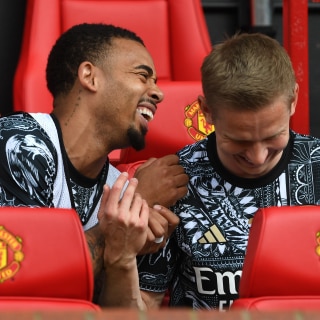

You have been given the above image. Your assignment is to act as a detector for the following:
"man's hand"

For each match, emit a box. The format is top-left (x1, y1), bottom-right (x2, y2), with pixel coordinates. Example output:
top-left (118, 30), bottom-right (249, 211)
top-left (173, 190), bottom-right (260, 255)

top-left (138, 205), bottom-right (179, 255)
top-left (133, 154), bottom-right (187, 255)
top-left (96, 172), bottom-right (148, 308)
top-left (134, 154), bottom-right (189, 208)
top-left (98, 172), bottom-right (149, 268)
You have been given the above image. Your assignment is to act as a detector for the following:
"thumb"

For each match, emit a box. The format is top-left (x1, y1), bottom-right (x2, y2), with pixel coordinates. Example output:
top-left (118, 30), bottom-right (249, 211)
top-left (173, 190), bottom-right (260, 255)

top-left (97, 184), bottom-right (111, 220)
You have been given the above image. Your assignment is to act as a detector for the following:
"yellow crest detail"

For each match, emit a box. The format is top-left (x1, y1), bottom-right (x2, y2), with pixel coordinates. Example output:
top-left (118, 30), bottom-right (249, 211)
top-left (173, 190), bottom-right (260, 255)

top-left (184, 100), bottom-right (214, 141)
top-left (315, 231), bottom-right (320, 256)
top-left (0, 226), bottom-right (24, 283)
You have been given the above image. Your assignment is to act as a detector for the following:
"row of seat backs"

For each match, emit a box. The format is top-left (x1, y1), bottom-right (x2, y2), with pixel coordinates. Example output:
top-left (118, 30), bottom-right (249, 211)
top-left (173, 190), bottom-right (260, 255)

top-left (13, 0), bottom-right (309, 169)
top-left (0, 207), bottom-right (99, 311)
top-left (231, 205), bottom-right (320, 311)
top-left (1, 205), bottom-right (320, 311)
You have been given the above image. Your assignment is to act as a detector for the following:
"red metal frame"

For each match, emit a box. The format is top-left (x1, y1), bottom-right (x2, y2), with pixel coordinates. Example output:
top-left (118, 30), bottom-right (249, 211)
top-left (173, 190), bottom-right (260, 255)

top-left (283, 0), bottom-right (309, 134)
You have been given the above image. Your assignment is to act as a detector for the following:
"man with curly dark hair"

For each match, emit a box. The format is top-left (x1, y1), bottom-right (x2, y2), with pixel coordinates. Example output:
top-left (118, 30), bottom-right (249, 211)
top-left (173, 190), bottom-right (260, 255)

top-left (0, 23), bottom-right (188, 308)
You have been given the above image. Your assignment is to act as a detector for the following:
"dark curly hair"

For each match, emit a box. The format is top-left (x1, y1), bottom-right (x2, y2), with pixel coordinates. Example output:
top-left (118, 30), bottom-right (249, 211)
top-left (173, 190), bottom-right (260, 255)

top-left (46, 23), bottom-right (144, 98)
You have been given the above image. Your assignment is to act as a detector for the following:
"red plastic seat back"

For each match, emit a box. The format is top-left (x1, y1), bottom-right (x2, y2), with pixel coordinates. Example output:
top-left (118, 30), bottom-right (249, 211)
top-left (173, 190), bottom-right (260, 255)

top-left (13, 0), bottom-right (211, 114)
top-left (232, 296), bottom-right (320, 311)
top-left (231, 205), bottom-right (320, 311)
top-left (0, 207), bottom-right (99, 311)
top-left (60, 0), bottom-right (171, 81)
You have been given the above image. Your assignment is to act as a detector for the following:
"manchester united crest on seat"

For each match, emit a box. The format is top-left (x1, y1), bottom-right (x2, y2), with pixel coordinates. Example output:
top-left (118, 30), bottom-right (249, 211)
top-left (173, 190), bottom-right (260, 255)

top-left (184, 100), bottom-right (214, 141)
top-left (0, 226), bottom-right (24, 283)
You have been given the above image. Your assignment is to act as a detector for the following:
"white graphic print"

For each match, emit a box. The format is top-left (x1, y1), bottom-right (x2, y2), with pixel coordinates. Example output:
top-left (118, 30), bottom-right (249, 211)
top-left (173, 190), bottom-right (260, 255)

top-left (7, 134), bottom-right (54, 203)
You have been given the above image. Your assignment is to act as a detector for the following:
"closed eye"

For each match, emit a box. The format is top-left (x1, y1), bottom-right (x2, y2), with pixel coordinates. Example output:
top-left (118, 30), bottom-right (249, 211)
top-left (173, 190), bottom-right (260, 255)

top-left (134, 64), bottom-right (157, 83)
top-left (139, 72), bottom-right (148, 80)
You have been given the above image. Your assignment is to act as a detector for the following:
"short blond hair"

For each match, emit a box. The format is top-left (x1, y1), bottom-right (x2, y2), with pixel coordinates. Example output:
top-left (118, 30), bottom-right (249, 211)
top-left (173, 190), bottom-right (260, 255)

top-left (201, 32), bottom-right (296, 111)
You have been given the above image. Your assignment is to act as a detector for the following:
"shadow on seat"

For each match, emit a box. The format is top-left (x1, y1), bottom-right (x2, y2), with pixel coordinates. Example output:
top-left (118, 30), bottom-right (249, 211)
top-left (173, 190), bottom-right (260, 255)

top-left (0, 207), bottom-right (99, 311)
top-left (231, 205), bottom-right (320, 311)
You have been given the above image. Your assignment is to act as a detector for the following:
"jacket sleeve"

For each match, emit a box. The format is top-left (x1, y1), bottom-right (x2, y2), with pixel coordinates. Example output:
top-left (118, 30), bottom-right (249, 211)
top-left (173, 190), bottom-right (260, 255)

top-left (0, 114), bottom-right (57, 207)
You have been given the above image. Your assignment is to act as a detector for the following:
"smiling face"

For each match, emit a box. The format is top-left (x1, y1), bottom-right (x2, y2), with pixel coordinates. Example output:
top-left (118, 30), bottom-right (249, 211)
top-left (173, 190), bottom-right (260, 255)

top-left (200, 93), bottom-right (297, 179)
top-left (95, 38), bottom-right (163, 151)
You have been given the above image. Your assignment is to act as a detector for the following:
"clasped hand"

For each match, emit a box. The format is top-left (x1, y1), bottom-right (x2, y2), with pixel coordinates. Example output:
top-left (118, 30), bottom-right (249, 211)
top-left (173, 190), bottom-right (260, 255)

top-left (98, 154), bottom-right (189, 264)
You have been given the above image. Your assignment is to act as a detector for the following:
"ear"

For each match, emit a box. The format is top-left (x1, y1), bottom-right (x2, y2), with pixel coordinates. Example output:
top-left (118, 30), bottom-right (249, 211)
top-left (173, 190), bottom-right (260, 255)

top-left (198, 95), bottom-right (214, 124)
top-left (78, 61), bottom-right (98, 92)
top-left (290, 83), bottom-right (299, 116)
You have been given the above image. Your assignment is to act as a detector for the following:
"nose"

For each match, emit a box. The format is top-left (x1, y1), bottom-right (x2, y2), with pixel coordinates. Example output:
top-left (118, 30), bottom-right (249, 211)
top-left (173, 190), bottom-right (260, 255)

top-left (245, 142), bottom-right (268, 165)
top-left (148, 83), bottom-right (164, 103)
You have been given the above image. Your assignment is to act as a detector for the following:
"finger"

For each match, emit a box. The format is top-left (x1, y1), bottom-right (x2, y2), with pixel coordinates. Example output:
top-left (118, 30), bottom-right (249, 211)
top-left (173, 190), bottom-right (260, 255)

top-left (160, 164), bottom-right (188, 180)
top-left (154, 236), bottom-right (164, 244)
top-left (109, 172), bottom-right (130, 201)
top-left (140, 199), bottom-right (149, 225)
top-left (148, 207), bottom-right (168, 238)
top-left (139, 227), bottom-right (166, 255)
top-left (171, 164), bottom-right (188, 177)
top-left (128, 192), bottom-right (143, 219)
top-left (173, 172), bottom-right (189, 186)
top-left (117, 177), bottom-right (139, 212)
top-left (153, 205), bottom-right (180, 225)
top-left (157, 154), bottom-right (179, 166)
top-left (171, 184), bottom-right (188, 202)
top-left (153, 205), bottom-right (179, 236)
top-left (97, 184), bottom-right (111, 220)
top-left (146, 226), bottom-right (156, 242)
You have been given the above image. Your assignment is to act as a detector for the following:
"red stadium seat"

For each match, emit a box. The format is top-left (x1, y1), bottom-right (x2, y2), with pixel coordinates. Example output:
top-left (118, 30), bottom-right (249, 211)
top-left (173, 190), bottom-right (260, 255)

top-left (231, 205), bottom-right (320, 311)
top-left (0, 207), bottom-right (99, 311)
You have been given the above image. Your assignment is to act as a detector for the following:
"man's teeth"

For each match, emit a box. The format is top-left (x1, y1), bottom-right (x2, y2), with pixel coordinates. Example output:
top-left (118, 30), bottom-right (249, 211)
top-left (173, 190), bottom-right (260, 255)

top-left (138, 107), bottom-right (154, 121)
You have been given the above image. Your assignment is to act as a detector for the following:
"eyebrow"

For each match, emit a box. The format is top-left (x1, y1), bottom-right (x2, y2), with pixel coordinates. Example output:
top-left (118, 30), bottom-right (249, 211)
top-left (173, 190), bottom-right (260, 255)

top-left (135, 64), bottom-right (157, 83)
